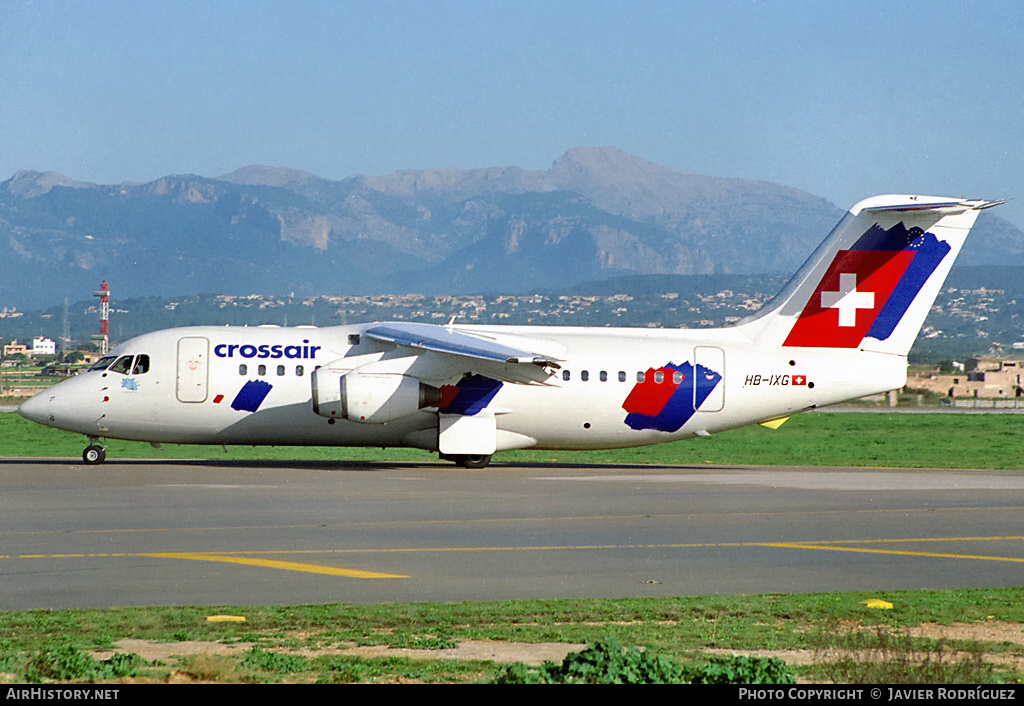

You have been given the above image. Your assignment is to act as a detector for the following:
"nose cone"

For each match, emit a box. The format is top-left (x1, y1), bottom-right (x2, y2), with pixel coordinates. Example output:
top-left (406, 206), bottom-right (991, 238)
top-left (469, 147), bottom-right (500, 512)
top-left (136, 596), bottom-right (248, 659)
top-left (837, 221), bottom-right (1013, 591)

top-left (17, 391), bottom-right (50, 425)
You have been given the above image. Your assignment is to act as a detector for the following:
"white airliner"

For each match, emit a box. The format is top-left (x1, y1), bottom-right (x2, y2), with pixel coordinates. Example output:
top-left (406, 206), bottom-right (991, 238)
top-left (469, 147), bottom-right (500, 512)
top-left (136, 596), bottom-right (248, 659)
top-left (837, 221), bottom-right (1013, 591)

top-left (18, 195), bottom-right (1003, 467)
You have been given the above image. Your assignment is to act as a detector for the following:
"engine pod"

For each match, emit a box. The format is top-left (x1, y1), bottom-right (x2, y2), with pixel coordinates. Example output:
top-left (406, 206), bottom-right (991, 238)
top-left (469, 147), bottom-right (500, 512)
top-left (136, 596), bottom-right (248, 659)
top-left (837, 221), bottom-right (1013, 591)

top-left (340, 371), bottom-right (441, 424)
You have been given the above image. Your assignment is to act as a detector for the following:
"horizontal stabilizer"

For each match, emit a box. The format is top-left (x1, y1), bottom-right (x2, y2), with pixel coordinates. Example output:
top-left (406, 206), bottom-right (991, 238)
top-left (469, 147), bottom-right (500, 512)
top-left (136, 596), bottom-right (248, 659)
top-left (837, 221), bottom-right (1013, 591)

top-left (861, 198), bottom-right (1007, 214)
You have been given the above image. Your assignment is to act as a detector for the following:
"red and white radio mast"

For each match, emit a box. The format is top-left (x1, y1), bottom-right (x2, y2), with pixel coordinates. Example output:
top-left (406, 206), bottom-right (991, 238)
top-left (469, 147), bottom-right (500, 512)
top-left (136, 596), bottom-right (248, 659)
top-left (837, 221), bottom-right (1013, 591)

top-left (91, 280), bottom-right (110, 354)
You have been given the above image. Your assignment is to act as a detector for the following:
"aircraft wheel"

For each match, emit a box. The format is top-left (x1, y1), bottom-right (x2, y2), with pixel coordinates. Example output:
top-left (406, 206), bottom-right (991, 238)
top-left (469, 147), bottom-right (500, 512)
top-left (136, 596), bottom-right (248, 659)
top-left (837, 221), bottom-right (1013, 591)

top-left (83, 445), bottom-right (106, 465)
top-left (456, 454), bottom-right (491, 469)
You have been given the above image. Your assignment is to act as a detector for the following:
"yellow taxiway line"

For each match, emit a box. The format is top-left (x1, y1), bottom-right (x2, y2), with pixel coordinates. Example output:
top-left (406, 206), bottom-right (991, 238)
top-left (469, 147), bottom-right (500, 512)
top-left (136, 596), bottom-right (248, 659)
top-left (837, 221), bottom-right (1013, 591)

top-left (5, 535), bottom-right (1023, 576)
top-left (141, 552), bottom-right (408, 578)
top-left (751, 542), bottom-right (1024, 564)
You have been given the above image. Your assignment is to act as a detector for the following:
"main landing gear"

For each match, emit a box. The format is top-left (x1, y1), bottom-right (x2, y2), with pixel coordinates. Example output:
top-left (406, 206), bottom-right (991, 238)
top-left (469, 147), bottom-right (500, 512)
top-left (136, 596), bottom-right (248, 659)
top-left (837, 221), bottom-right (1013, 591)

top-left (444, 454), bottom-right (492, 469)
top-left (83, 437), bottom-right (107, 465)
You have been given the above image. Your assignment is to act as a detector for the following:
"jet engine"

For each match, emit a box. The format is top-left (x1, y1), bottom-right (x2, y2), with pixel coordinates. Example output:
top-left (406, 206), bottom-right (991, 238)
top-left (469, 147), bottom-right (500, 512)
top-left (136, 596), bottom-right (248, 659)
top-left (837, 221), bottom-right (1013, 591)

top-left (312, 368), bottom-right (442, 423)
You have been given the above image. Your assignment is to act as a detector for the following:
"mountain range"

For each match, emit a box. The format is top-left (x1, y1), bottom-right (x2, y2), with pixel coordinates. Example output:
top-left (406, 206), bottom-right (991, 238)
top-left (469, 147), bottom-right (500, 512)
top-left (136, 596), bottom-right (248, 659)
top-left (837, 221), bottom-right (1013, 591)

top-left (2, 146), bottom-right (1021, 310)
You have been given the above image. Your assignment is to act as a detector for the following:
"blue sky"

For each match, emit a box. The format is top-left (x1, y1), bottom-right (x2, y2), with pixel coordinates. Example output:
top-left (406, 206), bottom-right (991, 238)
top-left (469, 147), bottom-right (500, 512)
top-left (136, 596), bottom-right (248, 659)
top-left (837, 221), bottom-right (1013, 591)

top-left (2, 0), bottom-right (1022, 227)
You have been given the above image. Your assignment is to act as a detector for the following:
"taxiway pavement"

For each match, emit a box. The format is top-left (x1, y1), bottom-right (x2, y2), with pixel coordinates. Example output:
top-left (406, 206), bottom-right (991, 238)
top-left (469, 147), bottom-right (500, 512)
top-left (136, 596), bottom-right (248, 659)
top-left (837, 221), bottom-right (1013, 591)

top-left (2, 458), bottom-right (1022, 610)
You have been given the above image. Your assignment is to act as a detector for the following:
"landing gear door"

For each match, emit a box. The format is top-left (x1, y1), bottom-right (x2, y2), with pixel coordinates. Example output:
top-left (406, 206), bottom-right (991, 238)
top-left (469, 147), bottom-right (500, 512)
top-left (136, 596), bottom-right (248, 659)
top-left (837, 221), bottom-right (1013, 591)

top-left (438, 412), bottom-right (497, 455)
top-left (177, 336), bottom-right (209, 403)
top-left (694, 346), bottom-right (725, 412)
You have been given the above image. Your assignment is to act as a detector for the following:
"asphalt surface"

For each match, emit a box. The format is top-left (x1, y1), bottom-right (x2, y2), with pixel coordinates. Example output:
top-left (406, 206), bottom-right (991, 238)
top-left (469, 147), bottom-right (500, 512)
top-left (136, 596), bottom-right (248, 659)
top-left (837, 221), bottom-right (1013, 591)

top-left (2, 458), bottom-right (1023, 611)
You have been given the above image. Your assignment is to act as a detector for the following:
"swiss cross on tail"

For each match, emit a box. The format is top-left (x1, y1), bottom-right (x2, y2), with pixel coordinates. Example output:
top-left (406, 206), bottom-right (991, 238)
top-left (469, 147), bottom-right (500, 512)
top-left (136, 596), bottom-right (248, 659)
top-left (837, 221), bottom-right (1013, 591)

top-left (784, 222), bottom-right (950, 348)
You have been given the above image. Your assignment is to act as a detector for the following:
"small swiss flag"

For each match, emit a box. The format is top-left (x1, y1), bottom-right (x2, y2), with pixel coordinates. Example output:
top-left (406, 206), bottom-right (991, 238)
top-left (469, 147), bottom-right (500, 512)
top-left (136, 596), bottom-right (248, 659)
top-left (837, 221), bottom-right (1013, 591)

top-left (784, 250), bottom-right (916, 348)
top-left (791, 375), bottom-right (807, 385)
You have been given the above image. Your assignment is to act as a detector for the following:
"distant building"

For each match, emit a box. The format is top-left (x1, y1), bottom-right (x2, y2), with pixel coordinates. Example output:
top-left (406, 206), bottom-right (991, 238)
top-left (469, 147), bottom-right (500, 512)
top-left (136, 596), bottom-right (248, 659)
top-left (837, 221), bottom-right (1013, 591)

top-left (31, 337), bottom-right (56, 356)
top-left (3, 340), bottom-right (29, 358)
top-left (909, 357), bottom-right (1024, 398)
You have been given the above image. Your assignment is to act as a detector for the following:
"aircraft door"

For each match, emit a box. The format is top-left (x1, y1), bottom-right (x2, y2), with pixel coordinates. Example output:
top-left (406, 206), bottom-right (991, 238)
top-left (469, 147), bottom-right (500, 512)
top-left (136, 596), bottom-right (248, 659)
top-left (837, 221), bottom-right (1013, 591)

top-left (694, 346), bottom-right (725, 412)
top-left (176, 336), bottom-right (209, 403)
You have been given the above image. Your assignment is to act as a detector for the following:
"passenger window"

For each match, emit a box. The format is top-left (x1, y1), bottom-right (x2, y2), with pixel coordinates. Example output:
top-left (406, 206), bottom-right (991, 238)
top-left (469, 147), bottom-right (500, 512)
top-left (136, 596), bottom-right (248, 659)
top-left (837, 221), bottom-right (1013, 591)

top-left (618, 371), bottom-right (626, 382)
top-left (673, 371), bottom-right (683, 384)
top-left (257, 364), bottom-right (267, 376)
top-left (239, 364), bottom-right (247, 375)
top-left (109, 356), bottom-right (133, 375)
top-left (296, 365), bottom-right (304, 376)
top-left (581, 370), bottom-right (589, 382)
top-left (132, 354), bottom-right (150, 375)
top-left (562, 370), bottom-right (570, 381)
top-left (637, 371), bottom-right (645, 383)
top-left (654, 371), bottom-right (664, 384)
top-left (599, 371), bottom-right (608, 382)
top-left (277, 365), bottom-right (285, 376)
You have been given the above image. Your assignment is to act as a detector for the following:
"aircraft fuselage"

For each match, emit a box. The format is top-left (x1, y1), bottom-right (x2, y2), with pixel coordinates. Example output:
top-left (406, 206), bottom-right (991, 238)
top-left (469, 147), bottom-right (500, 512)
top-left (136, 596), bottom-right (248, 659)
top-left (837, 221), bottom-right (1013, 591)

top-left (23, 322), bottom-right (903, 452)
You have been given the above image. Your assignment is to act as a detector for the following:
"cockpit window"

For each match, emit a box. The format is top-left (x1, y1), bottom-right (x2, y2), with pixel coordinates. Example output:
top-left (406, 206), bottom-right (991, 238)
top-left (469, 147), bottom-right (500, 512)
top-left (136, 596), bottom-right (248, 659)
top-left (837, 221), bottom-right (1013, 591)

top-left (131, 354), bottom-right (150, 375)
top-left (87, 353), bottom-right (151, 374)
top-left (89, 356), bottom-right (117, 372)
top-left (108, 356), bottom-right (134, 375)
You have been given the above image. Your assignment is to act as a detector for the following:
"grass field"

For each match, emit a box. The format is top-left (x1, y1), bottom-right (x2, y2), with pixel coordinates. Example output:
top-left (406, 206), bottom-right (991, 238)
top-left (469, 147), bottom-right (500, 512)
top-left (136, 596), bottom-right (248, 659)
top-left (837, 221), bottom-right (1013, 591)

top-left (1, 589), bottom-right (1023, 683)
top-left (1, 410), bottom-right (1021, 469)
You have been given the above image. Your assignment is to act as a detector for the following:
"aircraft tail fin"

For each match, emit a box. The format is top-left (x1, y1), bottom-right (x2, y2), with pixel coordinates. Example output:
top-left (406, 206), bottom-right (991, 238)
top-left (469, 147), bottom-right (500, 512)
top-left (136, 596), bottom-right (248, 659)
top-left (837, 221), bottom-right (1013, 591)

top-left (739, 195), bottom-right (1004, 356)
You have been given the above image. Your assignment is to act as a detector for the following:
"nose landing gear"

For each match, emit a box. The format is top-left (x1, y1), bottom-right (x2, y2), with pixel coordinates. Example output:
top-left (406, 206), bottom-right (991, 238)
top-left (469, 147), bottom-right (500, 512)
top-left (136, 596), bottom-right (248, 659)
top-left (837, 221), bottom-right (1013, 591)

top-left (83, 438), bottom-right (106, 465)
